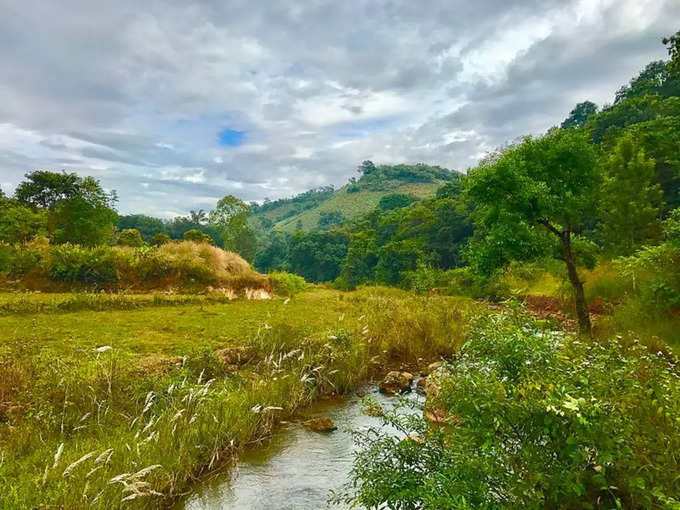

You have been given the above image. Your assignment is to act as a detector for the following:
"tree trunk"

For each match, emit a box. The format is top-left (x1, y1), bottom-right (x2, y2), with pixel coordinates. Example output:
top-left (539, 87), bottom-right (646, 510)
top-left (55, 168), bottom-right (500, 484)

top-left (560, 231), bottom-right (592, 336)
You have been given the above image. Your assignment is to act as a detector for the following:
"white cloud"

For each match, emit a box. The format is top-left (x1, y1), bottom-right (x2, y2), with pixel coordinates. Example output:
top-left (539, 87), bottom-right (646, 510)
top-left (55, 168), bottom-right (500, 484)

top-left (0, 0), bottom-right (677, 216)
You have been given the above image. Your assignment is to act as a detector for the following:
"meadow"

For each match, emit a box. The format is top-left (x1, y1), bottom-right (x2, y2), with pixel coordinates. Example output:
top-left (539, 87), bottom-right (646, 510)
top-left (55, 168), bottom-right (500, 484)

top-left (0, 287), bottom-right (478, 508)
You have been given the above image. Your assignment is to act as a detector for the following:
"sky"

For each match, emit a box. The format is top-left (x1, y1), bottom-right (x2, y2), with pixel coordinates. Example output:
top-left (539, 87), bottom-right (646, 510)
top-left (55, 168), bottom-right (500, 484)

top-left (0, 0), bottom-right (678, 218)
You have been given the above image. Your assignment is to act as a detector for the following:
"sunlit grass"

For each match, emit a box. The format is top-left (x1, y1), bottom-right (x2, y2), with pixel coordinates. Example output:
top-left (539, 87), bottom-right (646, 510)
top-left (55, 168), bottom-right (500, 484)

top-left (0, 287), bottom-right (479, 508)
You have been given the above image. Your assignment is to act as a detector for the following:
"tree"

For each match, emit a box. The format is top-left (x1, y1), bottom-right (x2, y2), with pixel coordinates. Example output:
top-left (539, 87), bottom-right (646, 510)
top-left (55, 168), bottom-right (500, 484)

top-left (317, 211), bottom-right (345, 230)
top-left (614, 61), bottom-right (679, 104)
top-left (600, 133), bottom-right (664, 255)
top-left (117, 214), bottom-right (165, 241)
top-left (338, 231), bottom-right (379, 289)
top-left (357, 160), bottom-right (376, 175)
top-left (118, 228), bottom-right (144, 247)
top-left (15, 170), bottom-right (81, 208)
top-left (561, 101), bottom-right (598, 129)
top-left (378, 193), bottom-right (415, 211)
top-left (663, 30), bottom-right (680, 74)
top-left (150, 232), bottom-right (171, 246)
top-left (253, 232), bottom-right (290, 273)
top-left (15, 171), bottom-right (117, 246)
top-left (288, 231), bottom-right (348, 282)
top-left (51, 196), bottom-right (117, 246)
top-left (208, 195), bottom-right (256, 260)
top-left (189, 209), bottom-right (207, 225)
top-left (183, 229), bottom-right (212, 243)
top-left (0, 195), bottom-right (47, 243)
top-left (375, 239), bottom-right (424, 286)
top-left (466, 129), bottom-right (601, 334)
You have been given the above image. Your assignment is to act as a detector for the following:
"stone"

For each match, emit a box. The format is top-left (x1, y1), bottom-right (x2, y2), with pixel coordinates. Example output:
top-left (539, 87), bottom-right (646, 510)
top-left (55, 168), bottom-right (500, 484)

top-left (214, 345), bottom-right (257, 366)
top-left (421, 361), bottom-right (443, 376)
top-left (379, 371), bottom-right (414, 394)
top-left (302, 417), bottom-right (337, 432)
top-left (416, 376), bottom-right (428, 395)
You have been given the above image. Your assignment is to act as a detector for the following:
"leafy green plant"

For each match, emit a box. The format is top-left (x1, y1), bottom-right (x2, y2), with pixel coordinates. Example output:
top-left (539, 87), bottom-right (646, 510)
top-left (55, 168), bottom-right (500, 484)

top-left (49, 244), bottom-right (118, 283)
top-left (268, 271), bottom-right (308, 296)
top-left (342, 312), bottom-right (680, 509)
top-left (117, 228), bottom-right (144, 247)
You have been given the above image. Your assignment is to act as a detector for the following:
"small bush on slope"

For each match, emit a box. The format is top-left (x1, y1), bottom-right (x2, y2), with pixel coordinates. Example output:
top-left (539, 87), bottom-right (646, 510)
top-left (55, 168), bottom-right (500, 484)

top-left (268, 271), bottom-right (308, 296)
top-left (340, 311), bottom-right (680, 509)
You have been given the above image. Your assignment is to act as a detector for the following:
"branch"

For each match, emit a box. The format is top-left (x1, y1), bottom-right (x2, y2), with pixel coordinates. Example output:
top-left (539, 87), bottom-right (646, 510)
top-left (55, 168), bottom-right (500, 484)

top-left (537, 219), bottom-right (562, 237)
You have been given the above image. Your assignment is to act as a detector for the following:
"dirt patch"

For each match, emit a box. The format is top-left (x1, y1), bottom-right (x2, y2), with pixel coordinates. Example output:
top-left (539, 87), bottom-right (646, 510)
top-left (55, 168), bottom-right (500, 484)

top-left (214, 345), bottom-right (259, 367)
top-left (133, 355), bottom-right (183, 376)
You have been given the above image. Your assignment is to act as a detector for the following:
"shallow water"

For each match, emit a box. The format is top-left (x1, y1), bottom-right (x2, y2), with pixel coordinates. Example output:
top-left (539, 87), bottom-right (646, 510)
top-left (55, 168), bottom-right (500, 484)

top-left (183, 385), bottom-right (420, 509)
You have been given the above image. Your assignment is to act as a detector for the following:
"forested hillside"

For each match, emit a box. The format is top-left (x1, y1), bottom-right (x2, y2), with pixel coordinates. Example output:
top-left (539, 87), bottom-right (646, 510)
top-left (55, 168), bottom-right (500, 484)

top-left (250, 162), bottom-right (455, 233)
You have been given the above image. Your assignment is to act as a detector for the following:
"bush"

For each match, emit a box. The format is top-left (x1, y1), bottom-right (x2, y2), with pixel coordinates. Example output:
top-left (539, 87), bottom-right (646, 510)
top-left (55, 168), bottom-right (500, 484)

top-left (268, 271), bottom-right (308, 296)
top-left (378, 193), bottom-right (415, 211)
top-left (150, 232), bottom-right (171, 246)
top-left (0, 236), bottom-right (50, 277)
top-left (117, 228), bottom-right (144, 247)
top-left (183, 229), bottom-right (212, 243)
top-left (49, 244), bottom-right (118, 283)
top-left (400, 264), bottom-right (444, 293)
top-left (0, 239), bottom-right (268, 292)
top-left (342, 312), bottom-right (680, 509)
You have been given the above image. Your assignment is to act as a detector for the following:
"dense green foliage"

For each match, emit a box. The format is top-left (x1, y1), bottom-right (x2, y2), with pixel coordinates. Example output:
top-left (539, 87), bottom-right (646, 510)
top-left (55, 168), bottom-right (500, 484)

top-left (342, 311), bottom-right (680, 509)
top-left (600, 133), bottom-right (664, 255)
top-left (8, 171), bottom-right (119, 246)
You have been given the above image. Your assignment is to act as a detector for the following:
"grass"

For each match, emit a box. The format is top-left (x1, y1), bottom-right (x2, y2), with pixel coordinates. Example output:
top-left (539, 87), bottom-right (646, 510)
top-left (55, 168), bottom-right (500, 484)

top-left (0, 239), bottom-right (269, 293)
top-left (0, 287), bottom-right (479, 508)
top-left (272, 181), bottom-right (442, 232)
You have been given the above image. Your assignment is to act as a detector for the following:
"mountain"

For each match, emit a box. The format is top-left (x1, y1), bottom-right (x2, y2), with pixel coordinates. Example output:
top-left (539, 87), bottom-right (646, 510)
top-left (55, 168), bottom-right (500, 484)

top-left (251, 163), bottom-right (457, 233)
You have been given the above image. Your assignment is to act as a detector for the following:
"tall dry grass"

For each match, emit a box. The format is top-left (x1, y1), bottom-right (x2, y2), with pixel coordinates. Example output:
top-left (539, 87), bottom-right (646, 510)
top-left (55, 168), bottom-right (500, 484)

top-left (0, 288), bottom-right (479, 508)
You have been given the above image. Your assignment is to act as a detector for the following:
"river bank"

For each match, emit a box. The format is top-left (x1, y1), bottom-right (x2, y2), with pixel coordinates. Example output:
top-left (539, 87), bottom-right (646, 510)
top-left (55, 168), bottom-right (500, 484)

top-left (183, 383), bottom-right (422, 509)
top-left (0, 287), bottom-right (478, 508)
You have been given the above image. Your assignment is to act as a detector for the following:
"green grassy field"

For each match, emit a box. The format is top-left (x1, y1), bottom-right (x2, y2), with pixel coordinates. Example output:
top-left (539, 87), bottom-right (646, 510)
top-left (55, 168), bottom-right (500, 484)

top-left (0, 288), bottom-right (478, 508)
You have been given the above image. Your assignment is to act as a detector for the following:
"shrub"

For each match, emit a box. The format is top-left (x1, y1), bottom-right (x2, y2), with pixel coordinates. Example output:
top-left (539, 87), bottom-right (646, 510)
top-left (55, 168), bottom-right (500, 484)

top-left (0, 238), bottom-right (269, 292)
top-left (0, 236), bottom-right (50, 278)
top-left (400, 264), bottom-right (444, 293)
top-left (268, 271), bottom-right (308, 296)
top-left (49, 244), bottom-right (118, 283)
top-left (117, 228), bottom-right (144, 247)
top-left (150, 232), bottom-right (171, 246)
top-left (378, 193), bottom-right (415, 211)
top-left (342, 312), bottom-right (680, 509)
top-left (183, 229), bottom-right (212, 243)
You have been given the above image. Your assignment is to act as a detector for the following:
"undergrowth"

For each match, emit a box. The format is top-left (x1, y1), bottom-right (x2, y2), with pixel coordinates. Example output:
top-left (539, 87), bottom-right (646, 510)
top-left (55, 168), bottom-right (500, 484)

top-left (339, 309), bottom-right (680, 508)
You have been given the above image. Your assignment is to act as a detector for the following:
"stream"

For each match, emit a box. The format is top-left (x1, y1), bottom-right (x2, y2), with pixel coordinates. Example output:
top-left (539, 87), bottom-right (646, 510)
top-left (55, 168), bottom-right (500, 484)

top-left (182, 384), bottom-right (422, 509)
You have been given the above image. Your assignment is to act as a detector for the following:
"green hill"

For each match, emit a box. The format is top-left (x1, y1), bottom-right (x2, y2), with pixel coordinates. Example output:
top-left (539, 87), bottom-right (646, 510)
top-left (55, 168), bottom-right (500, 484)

top-left (251, 163), bottom-right (456, 233)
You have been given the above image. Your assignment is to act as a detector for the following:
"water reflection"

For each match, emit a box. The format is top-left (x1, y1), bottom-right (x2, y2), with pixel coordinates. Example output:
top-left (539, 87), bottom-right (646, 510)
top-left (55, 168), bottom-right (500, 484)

top-left (183, 386), bottom-right (420, 509)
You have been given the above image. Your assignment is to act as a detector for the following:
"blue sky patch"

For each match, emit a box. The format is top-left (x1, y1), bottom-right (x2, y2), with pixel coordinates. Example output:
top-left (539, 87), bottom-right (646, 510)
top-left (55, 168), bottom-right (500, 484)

top-left (218, 128), bottom-right (245, 147)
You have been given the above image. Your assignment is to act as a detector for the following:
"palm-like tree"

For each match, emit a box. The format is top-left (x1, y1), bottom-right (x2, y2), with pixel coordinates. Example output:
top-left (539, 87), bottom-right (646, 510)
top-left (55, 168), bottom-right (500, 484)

top-left (189, 209), bottom-right (207, 225)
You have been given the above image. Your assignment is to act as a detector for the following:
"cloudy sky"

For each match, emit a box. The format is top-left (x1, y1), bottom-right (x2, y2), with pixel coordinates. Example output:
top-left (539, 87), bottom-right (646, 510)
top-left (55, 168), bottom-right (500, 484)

top-left (0, 0), bottom-right (678, 217)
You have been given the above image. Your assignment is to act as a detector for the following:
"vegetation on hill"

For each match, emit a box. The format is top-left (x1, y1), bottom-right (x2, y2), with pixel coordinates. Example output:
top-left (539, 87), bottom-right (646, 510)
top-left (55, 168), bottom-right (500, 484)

top-left (250, 162), bottom-right (455, 234)
top-left (0, 238), bottom-right (267, 293)
top-left (252, 33), bottom-right (680, 346)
